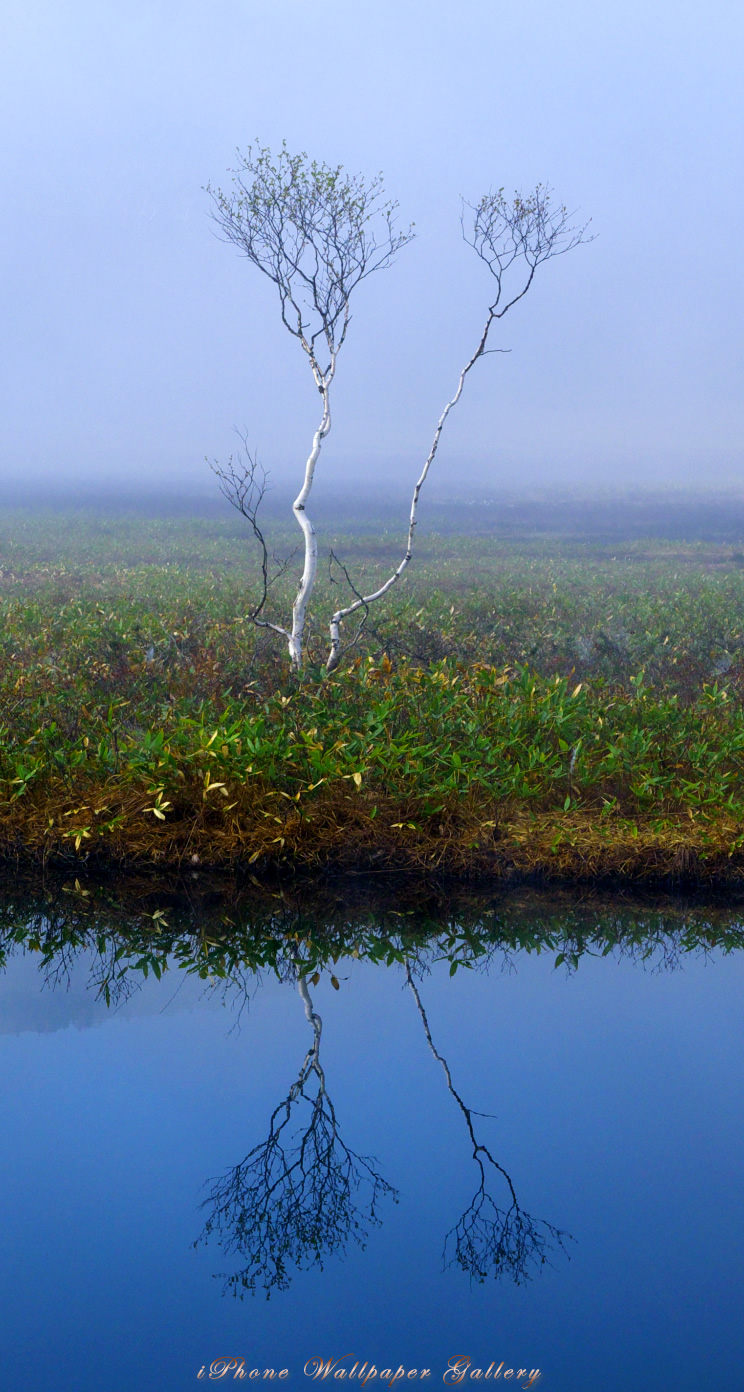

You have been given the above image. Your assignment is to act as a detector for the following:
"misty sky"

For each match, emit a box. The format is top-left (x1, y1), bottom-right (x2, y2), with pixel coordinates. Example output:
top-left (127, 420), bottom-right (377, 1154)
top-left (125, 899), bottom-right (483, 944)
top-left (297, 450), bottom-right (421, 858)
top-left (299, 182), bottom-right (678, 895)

top-left (1, 0), bottom-right (742, 504)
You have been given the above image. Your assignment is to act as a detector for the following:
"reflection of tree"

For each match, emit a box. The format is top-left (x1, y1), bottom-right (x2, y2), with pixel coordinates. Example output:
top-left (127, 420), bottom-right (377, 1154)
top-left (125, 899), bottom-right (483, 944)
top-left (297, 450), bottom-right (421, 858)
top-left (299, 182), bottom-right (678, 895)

top-left (196, 970), bottom-right (396, 1297)
top-left (405, 963), bottom-right (569, 1285)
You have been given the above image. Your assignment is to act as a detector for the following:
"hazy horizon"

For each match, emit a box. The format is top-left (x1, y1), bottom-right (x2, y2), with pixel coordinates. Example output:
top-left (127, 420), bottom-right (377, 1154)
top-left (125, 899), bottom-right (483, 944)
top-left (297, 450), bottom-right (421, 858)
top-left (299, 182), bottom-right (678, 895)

top-left (1, 0), bottom-right (742, 504)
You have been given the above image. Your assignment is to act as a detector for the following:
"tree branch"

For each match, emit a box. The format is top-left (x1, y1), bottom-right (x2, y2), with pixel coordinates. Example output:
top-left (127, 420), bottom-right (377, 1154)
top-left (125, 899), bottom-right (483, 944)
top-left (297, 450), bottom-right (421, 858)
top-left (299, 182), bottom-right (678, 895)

top-left (207, 143), bottom-right (414, 668)
top-left (405, 962), bottom-right (571, 1284)
top-left (325, 185), bottom-right (591, 671)
top-left (209, 438), bottom-right (290, 640)
top-left (195, 970), bottom-right (397, 1296)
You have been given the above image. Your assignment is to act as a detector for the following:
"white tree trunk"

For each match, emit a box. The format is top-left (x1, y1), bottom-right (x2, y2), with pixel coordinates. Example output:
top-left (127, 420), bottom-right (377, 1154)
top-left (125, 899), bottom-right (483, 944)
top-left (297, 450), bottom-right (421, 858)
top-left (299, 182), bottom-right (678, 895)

top-left (288, 386), bottom-right (331, 668)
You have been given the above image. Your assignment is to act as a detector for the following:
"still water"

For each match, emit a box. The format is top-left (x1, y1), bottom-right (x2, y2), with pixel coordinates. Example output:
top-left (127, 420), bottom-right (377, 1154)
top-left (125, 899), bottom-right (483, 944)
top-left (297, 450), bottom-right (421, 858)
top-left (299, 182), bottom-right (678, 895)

top-left (0, 885), bottom-right (742, 1391)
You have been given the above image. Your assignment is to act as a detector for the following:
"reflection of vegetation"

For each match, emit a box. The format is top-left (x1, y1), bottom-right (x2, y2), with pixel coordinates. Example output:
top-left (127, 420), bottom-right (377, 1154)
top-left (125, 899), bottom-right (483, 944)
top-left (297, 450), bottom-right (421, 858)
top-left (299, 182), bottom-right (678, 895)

top-left (196, 970), bottom-right (396, 1297)
top-left (1, 878), bottom-right (743, 1006)
top-left (2, 877), bottom-right (742, 1295)
top-left (406, 965), bottom-right (568, 1284)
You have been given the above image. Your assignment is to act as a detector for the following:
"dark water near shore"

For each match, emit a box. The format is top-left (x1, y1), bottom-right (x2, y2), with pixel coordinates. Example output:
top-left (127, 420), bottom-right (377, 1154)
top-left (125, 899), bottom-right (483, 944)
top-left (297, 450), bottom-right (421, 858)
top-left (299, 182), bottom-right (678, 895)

top-left (1, 884), bottom-right (743, 1391)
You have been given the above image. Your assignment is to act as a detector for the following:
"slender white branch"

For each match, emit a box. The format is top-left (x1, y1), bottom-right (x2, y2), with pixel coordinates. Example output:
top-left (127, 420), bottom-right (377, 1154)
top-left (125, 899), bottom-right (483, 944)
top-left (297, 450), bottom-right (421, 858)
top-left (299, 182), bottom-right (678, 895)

top-left (325, 311), bottom-right (494, 672)
top-left (289, 377), bottom-right (332, 668)
top-left (325, 186), bottom-right (591, 672)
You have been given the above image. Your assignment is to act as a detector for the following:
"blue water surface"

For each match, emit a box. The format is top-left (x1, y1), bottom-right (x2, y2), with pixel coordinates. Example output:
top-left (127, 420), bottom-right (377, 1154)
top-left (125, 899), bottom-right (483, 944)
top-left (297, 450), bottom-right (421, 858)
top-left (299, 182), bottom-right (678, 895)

top-left (0, 917), bottom-right (742, 1392)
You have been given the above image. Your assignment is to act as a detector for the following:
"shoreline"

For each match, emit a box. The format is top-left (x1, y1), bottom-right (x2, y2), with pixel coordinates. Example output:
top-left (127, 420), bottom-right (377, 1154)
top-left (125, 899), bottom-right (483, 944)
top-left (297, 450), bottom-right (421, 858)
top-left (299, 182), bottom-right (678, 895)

top-left (3, 795), bottom-right (744, 889)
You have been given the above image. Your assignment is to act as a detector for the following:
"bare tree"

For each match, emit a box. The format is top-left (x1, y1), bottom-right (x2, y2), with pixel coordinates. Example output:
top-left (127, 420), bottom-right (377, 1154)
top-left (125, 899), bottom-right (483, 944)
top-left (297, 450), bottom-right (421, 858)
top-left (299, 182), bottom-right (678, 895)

top-left (406, 963), bottom-right (570, 1284)
top-left (209, 438), bottom-right (297, 638)
top-left (195, 968), bottom-right (396, 1296)
top-left (209, 150), bottom-right (589, 673)
top-left (326, 187), bottom-right (591, 669)
top-left (207, 144), bottom-right (413, 669)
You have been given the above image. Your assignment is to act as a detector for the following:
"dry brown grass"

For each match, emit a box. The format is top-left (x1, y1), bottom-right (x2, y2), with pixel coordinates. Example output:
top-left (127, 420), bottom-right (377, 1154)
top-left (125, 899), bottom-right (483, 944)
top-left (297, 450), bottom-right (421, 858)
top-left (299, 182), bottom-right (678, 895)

top-left (3, 774), bottom-right (744, 887)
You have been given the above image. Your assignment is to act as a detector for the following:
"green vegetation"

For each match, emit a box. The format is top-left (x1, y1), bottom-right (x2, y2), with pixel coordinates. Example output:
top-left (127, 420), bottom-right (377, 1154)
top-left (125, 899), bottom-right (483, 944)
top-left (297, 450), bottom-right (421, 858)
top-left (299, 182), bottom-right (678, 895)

top-left (2, 508), bottom-right (744, 882)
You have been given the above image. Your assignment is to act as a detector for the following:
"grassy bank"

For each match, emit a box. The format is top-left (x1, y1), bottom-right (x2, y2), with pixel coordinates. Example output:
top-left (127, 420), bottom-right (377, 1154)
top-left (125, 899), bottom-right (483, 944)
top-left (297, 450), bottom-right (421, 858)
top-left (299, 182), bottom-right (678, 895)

top-left (3, 510), bottom-right (744, 882)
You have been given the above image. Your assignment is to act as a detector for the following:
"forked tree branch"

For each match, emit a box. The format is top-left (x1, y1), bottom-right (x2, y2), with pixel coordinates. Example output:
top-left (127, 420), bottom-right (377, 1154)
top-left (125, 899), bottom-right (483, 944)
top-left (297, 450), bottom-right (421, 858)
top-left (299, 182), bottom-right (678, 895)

top-left (325, 187), bottom-right (592, 672)
top-left (195, 969), bottom-right (396, 1297)
top-left (210, 438), bottom-right (293, 640)
top-left (207, 144), bottom-right (413, 375)
top-left (405, 962), bottom-right (570, 1284)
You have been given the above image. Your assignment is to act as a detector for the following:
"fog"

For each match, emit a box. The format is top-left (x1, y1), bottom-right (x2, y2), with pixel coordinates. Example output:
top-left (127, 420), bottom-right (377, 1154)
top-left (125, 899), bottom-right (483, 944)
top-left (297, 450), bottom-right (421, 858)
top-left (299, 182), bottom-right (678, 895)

top-left (1, 0), bottom-right (742, 510)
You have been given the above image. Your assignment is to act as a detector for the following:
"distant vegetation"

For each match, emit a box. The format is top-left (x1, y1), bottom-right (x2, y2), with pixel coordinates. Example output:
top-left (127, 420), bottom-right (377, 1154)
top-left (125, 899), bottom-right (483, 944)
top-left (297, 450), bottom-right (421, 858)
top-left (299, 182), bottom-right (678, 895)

top-left (2, 507), bottom-right (744, 883)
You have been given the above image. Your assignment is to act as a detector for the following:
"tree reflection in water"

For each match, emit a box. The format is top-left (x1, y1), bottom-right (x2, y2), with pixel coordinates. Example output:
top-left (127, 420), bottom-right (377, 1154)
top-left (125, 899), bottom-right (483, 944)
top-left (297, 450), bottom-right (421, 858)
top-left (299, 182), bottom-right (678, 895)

top-left (405, 962), bottom-right (570, 1285)
top-left (7, 879), bottom-right (720, 1295)
top-left (198, 953), bottom-right (568, 1297)
top-left (196, 966), bottom-right (397, 1297)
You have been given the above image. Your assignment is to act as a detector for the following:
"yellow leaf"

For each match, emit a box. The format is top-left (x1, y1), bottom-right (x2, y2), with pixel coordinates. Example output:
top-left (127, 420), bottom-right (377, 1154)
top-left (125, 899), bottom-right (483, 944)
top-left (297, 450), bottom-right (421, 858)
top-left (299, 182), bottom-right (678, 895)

top-left (352, 771), bottom-right (362, 789)
top-left (572, 683), bottom-right (583, 697)
top-left (331, 975), bottom-right (340, 990)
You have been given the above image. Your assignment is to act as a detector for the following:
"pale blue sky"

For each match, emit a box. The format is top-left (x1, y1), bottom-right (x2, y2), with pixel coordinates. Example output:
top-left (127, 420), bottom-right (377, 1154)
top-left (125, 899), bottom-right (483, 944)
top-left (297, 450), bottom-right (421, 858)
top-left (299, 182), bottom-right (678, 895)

top-left (1, 0), bottom-right (742, 501)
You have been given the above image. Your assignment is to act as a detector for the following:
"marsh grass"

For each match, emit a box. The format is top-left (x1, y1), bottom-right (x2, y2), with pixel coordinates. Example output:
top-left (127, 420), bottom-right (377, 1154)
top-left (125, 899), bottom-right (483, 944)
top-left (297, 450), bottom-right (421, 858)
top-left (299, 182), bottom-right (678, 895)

top-left (3, 510), bottom-right (744, 881)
